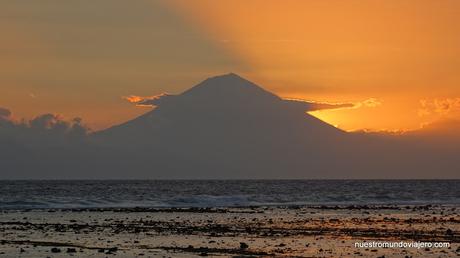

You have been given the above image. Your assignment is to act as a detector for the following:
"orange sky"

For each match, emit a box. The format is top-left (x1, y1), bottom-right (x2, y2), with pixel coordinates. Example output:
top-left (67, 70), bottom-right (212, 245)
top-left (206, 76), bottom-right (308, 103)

top-left (1, 0), bottom-right (460, 132)
top-left (168, 0), bottom-right (460, 131)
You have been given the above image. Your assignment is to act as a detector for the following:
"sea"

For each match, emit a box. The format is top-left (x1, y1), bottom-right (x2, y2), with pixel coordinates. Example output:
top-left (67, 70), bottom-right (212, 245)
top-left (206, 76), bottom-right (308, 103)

top-left (0, 180), bottom-right (459, 210)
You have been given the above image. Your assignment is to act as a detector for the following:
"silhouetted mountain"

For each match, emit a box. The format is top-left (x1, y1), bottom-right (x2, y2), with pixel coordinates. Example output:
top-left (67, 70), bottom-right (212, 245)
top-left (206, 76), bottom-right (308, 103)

top-left (91, 74), bottom-right (352, 178)
top-left (1, 74), bottom-right (459, 179)
top-left (97, 73), bottom-right (343, 141)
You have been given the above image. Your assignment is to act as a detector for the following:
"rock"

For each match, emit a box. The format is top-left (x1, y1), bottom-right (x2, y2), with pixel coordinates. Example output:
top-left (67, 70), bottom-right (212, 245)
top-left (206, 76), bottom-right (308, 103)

top-left (106, 247), bottom-right (118, 254)
top-left (240, 242), bottom-right (249, 249)
top-left (67, 248), bottom-right (77, 253)
top-left (51, 247), bottom-right (61, 253)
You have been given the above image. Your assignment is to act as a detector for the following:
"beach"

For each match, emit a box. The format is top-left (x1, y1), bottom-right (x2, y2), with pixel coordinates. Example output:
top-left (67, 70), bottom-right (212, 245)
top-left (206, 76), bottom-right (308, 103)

top-left (1, 205), bottom-right (459, 257)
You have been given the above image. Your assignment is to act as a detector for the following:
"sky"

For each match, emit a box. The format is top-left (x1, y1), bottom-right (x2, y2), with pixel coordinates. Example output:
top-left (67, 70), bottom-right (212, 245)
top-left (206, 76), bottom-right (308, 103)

top-left (1, 0), bottom-right (460, 132)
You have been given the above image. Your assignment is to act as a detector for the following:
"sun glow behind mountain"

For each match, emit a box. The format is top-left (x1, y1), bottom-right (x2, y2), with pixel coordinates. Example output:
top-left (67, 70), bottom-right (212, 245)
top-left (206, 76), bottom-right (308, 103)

top-left (167, 0), bottom-right (460, 132)
top-left (1, 0), bottom-right (460, 133)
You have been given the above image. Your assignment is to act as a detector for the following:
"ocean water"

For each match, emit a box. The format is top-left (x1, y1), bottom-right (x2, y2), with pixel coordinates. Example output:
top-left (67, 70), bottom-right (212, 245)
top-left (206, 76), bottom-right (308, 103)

top-left (0, 180), bottom-right (459, 210)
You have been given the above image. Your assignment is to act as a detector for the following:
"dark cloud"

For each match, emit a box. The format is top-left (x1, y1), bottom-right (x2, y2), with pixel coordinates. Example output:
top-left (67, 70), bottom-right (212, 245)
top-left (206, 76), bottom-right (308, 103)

top-left (0, 107), bottom-right (11, 119)
top-left (0, 109), bottom-right (91, 178)
top-left (0, 111), bottom-right (89, 140)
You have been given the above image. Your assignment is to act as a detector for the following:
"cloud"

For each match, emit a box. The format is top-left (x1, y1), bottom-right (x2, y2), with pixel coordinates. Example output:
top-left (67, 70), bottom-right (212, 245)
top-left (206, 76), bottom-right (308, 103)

top-left (355, 98), bottom-right (382, 108)
top-left (124, 95), bottom-right (145, 103)
top-left (0, 108), bottom-right (91, 178)
top-left (123, 93), bottom-right (175, 107)
top-left (124, 92), bottom-right (380, 113)
top-left (287, 97), bottom-right (381, 113)
top-left (0, 107), bottom-right (11, 119)
top-left (418, 98), bottom-right (460, 117)
top-left (283, 99), bottom-right (354, 111)
top-left (30, 114), bottom-right (66, 130)
top-left (0, 109), bottom-right (90, 139)
top-left (415, 98), bottom-right (460, 135)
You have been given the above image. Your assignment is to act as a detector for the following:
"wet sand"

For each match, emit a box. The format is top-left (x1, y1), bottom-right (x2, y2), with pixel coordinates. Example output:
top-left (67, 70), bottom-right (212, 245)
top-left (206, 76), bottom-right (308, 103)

top-left (1, 205), bottom-right (459, 257)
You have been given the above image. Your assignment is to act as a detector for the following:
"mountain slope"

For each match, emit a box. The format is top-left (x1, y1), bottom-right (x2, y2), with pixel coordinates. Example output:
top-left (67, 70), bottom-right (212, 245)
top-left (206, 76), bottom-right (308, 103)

top-left (93, 73), bottom-right (347, 177)
top-left (97, 73), bottom-right (343, 141)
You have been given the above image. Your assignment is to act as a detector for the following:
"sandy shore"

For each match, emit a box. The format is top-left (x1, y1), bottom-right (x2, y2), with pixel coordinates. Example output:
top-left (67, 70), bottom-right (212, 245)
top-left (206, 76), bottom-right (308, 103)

top-left (1, 205), bottom-right (459, 257)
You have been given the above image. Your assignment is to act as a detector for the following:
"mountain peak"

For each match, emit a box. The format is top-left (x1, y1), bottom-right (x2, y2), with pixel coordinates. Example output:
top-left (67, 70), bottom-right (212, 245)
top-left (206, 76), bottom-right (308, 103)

top-left (182, 73), bottom-right (278, 101)
top-left (210, 72), bottom-right (244, 80)
top-left (199, 73), bottom-right (253, 86)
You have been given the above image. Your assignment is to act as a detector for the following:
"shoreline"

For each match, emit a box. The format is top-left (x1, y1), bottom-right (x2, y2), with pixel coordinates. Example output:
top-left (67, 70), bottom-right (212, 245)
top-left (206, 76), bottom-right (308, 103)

top-left (1, 205), bottom-right (459, 257)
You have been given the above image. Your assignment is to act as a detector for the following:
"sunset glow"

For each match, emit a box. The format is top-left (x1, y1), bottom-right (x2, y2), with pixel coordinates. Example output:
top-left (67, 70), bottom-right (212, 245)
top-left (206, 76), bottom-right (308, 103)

top-left (1, 0), bottom-right (459, 132)
top-left (168, 0), bottom-right (460, 131)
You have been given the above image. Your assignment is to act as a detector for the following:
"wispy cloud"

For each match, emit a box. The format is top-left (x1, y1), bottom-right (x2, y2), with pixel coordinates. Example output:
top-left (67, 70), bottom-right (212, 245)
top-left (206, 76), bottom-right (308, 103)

top-left (414, 98), bottom-right (460, 134)
top-left (122, 93), bottom-right (173, 107)
top-left (123, 95), bottom-right (146, 104)
top-left (355, 98), bottom-right (382, 108)
top-left (306, 98), bottom-right (382, 113)
top-left (284, 98), bottom-right (354, 112)
top-left (418, 98), bottom-right (460, 117)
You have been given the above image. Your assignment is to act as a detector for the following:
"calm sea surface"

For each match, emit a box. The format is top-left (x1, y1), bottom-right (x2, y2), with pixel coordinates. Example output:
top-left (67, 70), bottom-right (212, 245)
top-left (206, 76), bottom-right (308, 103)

top-left (0, 180), bottom-right (459, 210)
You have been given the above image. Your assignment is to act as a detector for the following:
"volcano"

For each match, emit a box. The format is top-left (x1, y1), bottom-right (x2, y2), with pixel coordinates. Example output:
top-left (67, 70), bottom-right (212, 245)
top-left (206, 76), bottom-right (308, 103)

top-left (98, 73), bottom-right (344, 141)
top-left (93, 73), bottom-right (352, 178)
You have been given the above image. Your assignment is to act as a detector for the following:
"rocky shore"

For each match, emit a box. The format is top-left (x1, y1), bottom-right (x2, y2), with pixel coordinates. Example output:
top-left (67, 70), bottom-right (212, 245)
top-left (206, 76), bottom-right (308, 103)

top-left (1, 205), bottom-right (459, 257)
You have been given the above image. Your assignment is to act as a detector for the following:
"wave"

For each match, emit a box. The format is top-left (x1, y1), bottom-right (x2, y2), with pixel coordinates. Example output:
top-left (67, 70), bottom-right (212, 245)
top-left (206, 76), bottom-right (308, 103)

top-left (1, 180), bottom-right (459, 210)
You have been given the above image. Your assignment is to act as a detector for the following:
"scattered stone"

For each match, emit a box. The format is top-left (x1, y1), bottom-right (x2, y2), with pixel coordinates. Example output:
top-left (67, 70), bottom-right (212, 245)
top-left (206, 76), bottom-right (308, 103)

top-left (106, 247), bottom-right (118, 254)
top-left (50, 247), bottom-right (61, 253)
top-left (66, 248), bottom-right (77, 253)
